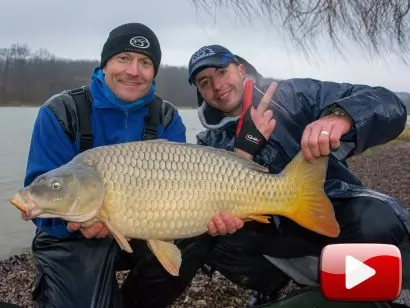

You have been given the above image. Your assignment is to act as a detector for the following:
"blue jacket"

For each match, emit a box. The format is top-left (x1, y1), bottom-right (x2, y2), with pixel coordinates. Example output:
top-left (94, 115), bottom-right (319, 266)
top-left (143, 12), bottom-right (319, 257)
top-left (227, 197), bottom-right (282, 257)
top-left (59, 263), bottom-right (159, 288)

top-left (24, 68), bottom-right (186, 238)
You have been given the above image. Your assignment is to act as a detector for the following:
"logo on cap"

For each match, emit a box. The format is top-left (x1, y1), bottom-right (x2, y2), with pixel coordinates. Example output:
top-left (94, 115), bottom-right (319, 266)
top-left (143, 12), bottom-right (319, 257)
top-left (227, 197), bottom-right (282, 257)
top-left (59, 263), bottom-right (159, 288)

top-left (129, 36), bottom-right (150, 49)
top-left (190, 47), bottom-right (216, 65)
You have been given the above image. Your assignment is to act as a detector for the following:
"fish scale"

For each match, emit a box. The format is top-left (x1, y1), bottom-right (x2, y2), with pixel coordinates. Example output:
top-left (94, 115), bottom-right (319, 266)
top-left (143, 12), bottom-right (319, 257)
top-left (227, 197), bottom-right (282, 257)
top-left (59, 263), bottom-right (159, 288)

top-left (11, 139), bottom-right (341, 276)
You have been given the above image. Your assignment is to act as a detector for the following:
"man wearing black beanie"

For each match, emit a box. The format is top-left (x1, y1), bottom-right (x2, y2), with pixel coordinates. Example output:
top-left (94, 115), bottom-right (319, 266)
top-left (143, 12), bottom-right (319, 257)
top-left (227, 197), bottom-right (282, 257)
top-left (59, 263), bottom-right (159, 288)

top-left (23, 22), bottom-right (213, 308)
top-left (100, 22), bottom-right (162, 76)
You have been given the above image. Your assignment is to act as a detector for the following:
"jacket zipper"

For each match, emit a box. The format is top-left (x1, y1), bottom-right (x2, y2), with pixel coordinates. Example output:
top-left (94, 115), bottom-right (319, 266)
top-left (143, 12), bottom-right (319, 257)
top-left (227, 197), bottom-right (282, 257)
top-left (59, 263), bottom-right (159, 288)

top-left (124, 110), bottom-right (129, 141)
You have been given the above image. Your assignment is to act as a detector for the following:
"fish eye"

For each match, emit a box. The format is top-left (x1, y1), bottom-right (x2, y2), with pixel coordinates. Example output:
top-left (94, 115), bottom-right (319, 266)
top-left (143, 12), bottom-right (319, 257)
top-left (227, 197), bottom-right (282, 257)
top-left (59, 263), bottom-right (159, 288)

top-left (49, 179), bottom-right (62, 190)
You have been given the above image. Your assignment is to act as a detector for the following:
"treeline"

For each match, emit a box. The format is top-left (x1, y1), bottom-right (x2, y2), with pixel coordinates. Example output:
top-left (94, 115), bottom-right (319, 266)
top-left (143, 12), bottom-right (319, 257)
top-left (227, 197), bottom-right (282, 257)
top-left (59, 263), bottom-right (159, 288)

top-left (1, 44), bottom-right (410, 112)
top-left (0, 44), bottom-right (197, 107)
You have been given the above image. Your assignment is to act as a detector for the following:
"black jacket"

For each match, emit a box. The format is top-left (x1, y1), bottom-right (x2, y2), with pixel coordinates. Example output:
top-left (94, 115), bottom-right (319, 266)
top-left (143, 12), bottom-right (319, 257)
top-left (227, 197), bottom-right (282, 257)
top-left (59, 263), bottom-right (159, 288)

top-left (196, 60), bottom-right (410, 231)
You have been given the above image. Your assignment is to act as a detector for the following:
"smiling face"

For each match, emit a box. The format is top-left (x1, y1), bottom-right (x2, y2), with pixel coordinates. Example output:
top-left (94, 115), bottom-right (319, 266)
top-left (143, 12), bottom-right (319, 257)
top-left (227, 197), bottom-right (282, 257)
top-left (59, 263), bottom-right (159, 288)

top-left (103, 52), bottom-right (155, 102)
top-left (195, 63), bottom-right (246, 117)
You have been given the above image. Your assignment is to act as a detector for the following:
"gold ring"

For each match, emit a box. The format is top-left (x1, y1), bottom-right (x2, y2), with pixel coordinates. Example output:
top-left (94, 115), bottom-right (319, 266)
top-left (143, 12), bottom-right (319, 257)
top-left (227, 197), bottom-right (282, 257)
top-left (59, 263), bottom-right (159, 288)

top-left (320, 130), bottom-right (330, 136)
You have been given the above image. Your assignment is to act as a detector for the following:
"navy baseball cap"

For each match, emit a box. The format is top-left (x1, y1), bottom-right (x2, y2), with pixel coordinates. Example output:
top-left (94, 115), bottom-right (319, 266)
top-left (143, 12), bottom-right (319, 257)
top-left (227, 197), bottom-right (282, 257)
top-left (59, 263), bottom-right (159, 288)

top-left (188, 45), bottom-right (240, 85)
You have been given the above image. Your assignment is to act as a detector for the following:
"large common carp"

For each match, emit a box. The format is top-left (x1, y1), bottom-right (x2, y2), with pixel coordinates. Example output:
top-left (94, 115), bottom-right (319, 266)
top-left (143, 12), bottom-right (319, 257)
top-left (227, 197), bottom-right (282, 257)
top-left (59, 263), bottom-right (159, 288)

top-left (11, 140), bottom-right (340, 276)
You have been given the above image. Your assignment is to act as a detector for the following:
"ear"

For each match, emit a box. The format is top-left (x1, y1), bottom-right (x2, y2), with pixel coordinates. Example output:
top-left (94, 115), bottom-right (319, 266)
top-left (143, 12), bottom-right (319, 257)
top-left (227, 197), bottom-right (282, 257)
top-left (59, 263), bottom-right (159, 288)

top-left (238, 64), bottom-right (246, 80)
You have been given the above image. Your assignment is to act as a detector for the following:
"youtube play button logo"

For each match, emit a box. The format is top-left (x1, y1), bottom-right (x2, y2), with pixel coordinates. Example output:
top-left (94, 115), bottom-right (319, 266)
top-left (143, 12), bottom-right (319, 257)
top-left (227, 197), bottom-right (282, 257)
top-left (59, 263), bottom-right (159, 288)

top-left (345, 255), bottom-right (376, 289)
top-left (320, 244), bottom-right (402, 301)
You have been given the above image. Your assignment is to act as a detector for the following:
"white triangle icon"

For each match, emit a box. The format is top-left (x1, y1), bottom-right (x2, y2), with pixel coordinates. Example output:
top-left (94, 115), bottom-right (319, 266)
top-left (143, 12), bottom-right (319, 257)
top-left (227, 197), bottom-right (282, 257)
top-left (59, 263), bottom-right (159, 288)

top-left (345, 255), bottom-right (376, 289)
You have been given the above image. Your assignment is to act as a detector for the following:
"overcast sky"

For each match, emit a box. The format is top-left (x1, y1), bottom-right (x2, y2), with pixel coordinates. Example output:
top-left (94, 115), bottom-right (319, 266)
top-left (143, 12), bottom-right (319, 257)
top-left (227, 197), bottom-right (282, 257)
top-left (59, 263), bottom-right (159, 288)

top-left (1, 0), bottom-right (409, 92)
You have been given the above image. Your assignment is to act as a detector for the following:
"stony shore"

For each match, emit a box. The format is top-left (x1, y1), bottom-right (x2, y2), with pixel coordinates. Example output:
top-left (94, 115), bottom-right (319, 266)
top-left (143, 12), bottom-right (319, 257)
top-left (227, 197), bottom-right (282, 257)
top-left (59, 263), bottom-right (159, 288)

top-left (1, 142), bottom-right (409, 307)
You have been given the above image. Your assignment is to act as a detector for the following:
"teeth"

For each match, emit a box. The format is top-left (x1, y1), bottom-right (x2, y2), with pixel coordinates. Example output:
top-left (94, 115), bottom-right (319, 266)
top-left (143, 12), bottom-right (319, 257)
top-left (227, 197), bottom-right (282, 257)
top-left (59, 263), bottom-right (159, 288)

top-left (122, 81), bottom-right (137, 86)
top-left (219, 91), bottom-right (229, 100)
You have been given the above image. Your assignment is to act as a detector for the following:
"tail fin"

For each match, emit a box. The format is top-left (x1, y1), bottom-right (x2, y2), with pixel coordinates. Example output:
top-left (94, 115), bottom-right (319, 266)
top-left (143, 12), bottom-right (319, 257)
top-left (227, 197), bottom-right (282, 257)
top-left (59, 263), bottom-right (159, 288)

top-left (281, 152), bottom-right (340, 238)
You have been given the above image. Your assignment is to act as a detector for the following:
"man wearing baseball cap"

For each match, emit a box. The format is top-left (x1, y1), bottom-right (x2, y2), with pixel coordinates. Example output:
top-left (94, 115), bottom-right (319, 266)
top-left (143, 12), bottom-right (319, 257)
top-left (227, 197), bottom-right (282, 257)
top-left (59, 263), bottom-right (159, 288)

top-left (22, 23), bottom-right (210, 308)
top-left (187, 44), bottom-right (409, 307)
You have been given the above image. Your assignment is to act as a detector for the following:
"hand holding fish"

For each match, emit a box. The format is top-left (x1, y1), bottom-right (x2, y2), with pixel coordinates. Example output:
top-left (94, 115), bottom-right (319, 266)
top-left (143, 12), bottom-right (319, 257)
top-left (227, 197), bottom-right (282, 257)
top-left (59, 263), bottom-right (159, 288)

top-left (67, 222), bottom-right (110, 239)
top-left (207, 212), bottom-right (244, 236)
top-left (301, 113), bottom-right (353, 162)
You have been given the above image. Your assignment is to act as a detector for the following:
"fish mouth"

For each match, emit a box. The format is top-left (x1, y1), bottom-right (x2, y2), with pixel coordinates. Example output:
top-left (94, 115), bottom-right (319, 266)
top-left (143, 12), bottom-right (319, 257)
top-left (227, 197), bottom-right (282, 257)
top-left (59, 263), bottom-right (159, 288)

top-left (11, 192), bottom-right (27, 212)
top-left (10, 192), bottom-right (36, 220)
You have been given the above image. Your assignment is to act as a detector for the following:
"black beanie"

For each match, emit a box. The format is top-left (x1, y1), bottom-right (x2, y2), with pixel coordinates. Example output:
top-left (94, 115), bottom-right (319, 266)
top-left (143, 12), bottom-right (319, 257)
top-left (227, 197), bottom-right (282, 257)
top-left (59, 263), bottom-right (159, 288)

top-left (100, 23), bottom-right (162, 76)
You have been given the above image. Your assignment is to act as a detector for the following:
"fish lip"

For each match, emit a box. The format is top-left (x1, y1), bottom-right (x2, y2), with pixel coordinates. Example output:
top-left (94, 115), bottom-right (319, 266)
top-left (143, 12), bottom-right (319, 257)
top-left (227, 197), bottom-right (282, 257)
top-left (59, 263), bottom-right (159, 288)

top-left (10, 192), bottom-right (27, 212)
top-left (10, 192), bottom-right (37, 219)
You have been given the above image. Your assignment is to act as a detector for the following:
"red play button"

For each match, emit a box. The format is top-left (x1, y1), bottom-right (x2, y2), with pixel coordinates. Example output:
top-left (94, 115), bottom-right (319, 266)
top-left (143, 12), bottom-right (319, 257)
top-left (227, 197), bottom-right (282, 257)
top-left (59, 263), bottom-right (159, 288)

top-left (320, 243), bottom-right (402, 301)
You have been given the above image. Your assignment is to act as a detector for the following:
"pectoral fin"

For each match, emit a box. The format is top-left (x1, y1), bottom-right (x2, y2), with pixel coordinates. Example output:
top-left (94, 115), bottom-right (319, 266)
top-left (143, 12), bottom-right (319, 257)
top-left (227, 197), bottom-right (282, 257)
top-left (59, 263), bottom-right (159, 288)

top-left (100, 217), bottom-right (133, 253)
top-left (147, 239), bottom-right (182, 276)
top-left (248, 215), bottom-right (271, 224)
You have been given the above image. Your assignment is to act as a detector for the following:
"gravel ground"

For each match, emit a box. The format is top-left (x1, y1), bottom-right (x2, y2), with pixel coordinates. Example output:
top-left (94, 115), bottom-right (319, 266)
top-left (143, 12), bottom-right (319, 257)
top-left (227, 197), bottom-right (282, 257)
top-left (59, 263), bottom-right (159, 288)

top-left (1, 141), bottom-right (409, 307)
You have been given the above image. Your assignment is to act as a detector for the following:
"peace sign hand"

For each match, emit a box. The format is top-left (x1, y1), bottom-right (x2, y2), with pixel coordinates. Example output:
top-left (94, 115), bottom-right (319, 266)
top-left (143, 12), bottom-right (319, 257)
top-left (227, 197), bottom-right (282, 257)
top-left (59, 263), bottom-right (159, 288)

top-left (234, 80), bottom-right (277, 157)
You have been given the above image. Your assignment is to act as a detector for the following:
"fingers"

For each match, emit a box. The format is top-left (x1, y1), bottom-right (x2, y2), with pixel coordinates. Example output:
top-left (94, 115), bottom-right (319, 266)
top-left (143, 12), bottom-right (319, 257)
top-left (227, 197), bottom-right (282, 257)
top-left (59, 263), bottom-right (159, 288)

top-left (268, 118), bottom-right (277, 133)
top-left (67, 222), bottom-right (110, 239)
top-left (317, 128), bottom-right (331, 157)
top-left (207, 221), bottom-right (218, 236)
top-left (95, 226), bottom-right (110, 239)
top-left (67, 222), bottom-right (81, 232)
top-left (212, 214), bottom-right (228, 235)
top-left (81, 224), bottom-right (102, 238)
top-left (221, 212), bottom-right (240, 234)
top-left (263, 110), bottom-right (277, 137)
top-left (69, 223), bottom-right (109, 239)
top-left (207, 212), bottom-right (244, 236)
top-left (328, 125), bottom-right (343, 150)
top-left (310, 124), bottom-right (327, 158)
top-left (301, 125), bottom-right (314, 162)
top-left (301, 125), bottom-right (334, 162)
top-left (301, 122), bottom-right (345, 162)
top-left (255, 82), bottom-right (278, 117)
top-left (239, 81), bottom-right (277, 144)
top-left (234, 217), bottom-right (244, 230)
top-left (263, 110), bottom-right (273, 122)
top-left (250, 105), bottom-right (276, 141)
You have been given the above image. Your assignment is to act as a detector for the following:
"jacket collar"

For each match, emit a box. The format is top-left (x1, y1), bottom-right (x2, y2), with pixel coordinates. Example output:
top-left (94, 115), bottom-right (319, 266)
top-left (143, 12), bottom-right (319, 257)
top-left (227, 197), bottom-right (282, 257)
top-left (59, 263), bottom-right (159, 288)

top-left (89, 67), bottom-right (156, 111)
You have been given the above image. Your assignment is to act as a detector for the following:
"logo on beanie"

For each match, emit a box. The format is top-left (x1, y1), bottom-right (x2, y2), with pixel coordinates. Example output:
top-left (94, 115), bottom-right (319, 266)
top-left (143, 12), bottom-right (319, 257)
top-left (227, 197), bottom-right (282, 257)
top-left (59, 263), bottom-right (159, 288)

top-left (190, 47), bottom-right (215, 65)
top-left (129, 36), bottom-right (150, 49)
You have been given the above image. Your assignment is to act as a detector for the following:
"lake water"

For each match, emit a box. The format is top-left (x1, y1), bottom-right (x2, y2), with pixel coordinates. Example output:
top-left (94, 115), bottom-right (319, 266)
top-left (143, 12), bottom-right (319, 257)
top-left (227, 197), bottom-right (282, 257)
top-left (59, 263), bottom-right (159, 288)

top-left (0, 107), bottom-right (203, 260)
top-left (0, 107), bottom-right (409, 260)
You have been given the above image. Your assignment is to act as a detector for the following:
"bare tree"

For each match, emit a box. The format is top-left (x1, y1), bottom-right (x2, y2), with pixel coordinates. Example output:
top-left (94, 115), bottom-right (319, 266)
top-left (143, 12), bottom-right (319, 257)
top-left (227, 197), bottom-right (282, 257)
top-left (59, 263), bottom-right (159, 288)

top-left (31, 48), bottom-right (56, 61)
top-left (0, 43), bottom-right (200, 107)
top-left (1, 42), bottom-right (408, 108)
top-left (191, 0), bottom-right (410, 60)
